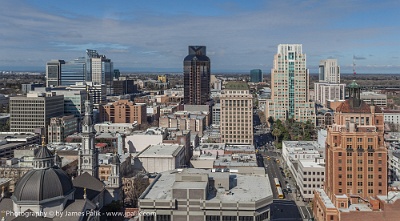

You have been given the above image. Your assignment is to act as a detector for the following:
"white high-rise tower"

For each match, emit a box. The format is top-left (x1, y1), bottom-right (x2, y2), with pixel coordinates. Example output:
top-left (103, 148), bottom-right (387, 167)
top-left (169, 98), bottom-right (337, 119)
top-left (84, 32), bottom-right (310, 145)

top-left (78, 86), bottom-right (99, 178)
top-left (266, 44), bottom-right (315, 123)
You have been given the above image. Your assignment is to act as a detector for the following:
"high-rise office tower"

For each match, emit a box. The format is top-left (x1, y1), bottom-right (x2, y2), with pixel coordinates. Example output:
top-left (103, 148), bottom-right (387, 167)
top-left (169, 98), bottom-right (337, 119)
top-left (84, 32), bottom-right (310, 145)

top-left (315, 59), bottom-right (345, 106)
top-left (46, 60), bottom-right (65, 87)
top-left (266, 44), bottom-right (315, 123)
top-left (250, 69), bottom-right (263, 83)
top-left (183, 46), bottom-right (210, 105)
top-left (313, 81), bottom-right (388, 220)
top-left (220, 82), bottom-right (253, 145)
top-left (86, 49), bottom-right (113, 94)
top-left (10, 92), bottom-right (64, 133)
top-left (319, 59), bottom-right (340, 83)
top-left (60, 57), bottom-right (86, 86)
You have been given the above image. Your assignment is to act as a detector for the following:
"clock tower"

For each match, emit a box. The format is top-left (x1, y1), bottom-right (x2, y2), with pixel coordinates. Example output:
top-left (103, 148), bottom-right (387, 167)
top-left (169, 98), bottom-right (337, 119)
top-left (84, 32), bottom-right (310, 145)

top-left (78, 87), bottom-right (99, 178)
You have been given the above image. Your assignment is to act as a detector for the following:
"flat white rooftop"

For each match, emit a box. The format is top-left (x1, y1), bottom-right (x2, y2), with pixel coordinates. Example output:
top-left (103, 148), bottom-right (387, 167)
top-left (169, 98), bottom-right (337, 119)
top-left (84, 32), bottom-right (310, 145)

top-left (142, 168), bottom-right (272, 202)
top-left (137, 144), bottom-right (183, 158)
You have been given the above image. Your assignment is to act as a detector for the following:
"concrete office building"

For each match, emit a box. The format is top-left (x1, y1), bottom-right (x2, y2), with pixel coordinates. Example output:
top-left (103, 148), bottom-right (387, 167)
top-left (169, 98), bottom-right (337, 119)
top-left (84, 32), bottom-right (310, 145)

top-left (266, 44), bottom-right (315, 123)
top-left (68, 81), bottom-right (106, 105)
top-left (360, 91), bottom-right (387, 107)
top-left (250, 69), bottom-right (263, 83)
top-left (9, 92), bottom-right (64, 133)
top-left (314, 82), bottom-right (346, 106)
top-left (220, 82), bottom-right (253, 145)
top-left (47, 115), bottom-right (78, 143)
top-left (296, 160), bottom-right (325, 201)
top-left (46, 60), bottom-right (65, 87)
top-left (135, 144), bottom-right (185, 173)
top-left (138, 168), bottom-right (272, 221)
top-left (313, 81), bottom-right (388, 221)
top-left (183, 46), bottom-right (210, 105)
top-left (319, 59), bottom-right (340, 83)
top-left (212, 103), bottom-right (221, 125)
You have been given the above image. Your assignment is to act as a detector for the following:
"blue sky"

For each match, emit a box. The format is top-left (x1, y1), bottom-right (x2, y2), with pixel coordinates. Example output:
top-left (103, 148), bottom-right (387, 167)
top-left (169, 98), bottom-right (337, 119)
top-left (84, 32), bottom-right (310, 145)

top-left (0, 0), bottom-right (399, 73)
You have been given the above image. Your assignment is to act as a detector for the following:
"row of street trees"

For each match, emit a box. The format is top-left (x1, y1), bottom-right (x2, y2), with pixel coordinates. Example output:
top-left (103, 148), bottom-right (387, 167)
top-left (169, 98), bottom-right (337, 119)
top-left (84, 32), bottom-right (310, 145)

top-left (270, 117), bottom-right (316, 148)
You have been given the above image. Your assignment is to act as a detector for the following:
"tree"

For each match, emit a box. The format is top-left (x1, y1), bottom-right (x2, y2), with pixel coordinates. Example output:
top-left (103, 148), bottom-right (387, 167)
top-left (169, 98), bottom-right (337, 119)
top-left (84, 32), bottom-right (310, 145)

top-left (125, 173), bottom-right (150, 207)
top-left (272, 128), bottom-right (282, 143)
top-left (267, 116), bottom-right (274, 127)
top-left (0, 119), bottom-right (10, 132)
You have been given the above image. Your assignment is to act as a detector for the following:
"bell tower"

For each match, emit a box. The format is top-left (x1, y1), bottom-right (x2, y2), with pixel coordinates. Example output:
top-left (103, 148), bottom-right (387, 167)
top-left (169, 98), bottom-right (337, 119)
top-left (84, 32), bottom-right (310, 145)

top-left (78, 85), bottom-right (99, 178)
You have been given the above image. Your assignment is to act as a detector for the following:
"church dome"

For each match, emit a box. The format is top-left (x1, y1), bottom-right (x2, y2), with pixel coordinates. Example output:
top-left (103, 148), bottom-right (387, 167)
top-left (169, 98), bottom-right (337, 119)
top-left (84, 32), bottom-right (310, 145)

top-left (13, 167), bottom-right (74, 202)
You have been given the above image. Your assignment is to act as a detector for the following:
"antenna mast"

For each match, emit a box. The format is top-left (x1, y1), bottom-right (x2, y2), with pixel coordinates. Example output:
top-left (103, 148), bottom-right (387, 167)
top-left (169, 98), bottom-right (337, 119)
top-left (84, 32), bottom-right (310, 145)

top-left (353, 55), bottom-right (356, 75)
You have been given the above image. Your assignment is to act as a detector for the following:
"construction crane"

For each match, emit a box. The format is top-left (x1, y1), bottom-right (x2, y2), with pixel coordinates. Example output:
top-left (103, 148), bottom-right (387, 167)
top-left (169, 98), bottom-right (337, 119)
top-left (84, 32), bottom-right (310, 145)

top-left (353, 55), bottom-right (356, 75)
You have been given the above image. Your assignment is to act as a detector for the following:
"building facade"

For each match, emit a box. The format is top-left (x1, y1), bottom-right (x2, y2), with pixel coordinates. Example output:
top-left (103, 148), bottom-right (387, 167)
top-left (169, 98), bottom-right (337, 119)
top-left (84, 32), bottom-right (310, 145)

top-left (314, 82), bottom-right (346, 106)
top-left (360, 92), bottom-right (387, 107)
top-left (46, 60), bottom-right (65, 87)
top-left (319, 59), bottom-right (340, 83)
top-left (183, 46), bottom-right (210, 105)
top-left (138, 168), bottom-right (272, 221)
top-left (250, 69), bottom-right (263, 83)
top-left (313, 81), bottom-right (388, 221)
top-left (9, 92), bottom-right (64, 133)
top-left (220, 82), bottom-right (253, 145)
top-left (266, 44), bottom-right (315, 123)
top-left (60, 57), bottom-right (86, 86)
top-left (101, 100), bottom-right (147, 125)
top-left (47, 115), bottom-right (78, 143)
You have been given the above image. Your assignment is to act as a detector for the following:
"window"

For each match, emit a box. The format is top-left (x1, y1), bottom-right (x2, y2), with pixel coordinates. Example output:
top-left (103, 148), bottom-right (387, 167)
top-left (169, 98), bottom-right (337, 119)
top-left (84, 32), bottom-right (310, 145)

top-left (347, 152), bottom-right (352, 156)
top-left (347, 138), bottom-right (352, 142)
top-left (347, 174), bottom-right (352, 178)
top-left (358, 167), bottom-right (363, 171)
top-left (357, 138), bottom-right (363, 142)
top-left (338, 152), bottom-right (342, 157)
top-left (347, 182), bottom-right (352, 186)
top-left (368, 138), bottom-right (373, 142)
top-left (347, 167), bottom-right (352, 171)
top-left (339, 182), bottom-right (342, 186)
top-left (368, 182), bottom-right (373, 186)
top-left (339, 167), bottom-right (342, 171)
top-left (358, 182), bottom-right (363, 186)
top-left (368, 167), bottom-right (373, 172)
top-left (378, 167), bottom-right (382, 172)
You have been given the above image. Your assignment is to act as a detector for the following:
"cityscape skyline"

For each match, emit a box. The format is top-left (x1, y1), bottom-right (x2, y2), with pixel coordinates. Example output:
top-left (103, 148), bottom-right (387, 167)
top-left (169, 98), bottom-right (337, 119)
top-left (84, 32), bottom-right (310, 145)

top-left (0, 0), bottom-right (400, 73)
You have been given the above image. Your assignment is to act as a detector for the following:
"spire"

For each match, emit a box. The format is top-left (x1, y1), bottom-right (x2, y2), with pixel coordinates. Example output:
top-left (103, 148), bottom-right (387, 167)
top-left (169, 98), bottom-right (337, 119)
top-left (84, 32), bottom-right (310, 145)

top-left (41, 135), bottom-right (46, 147)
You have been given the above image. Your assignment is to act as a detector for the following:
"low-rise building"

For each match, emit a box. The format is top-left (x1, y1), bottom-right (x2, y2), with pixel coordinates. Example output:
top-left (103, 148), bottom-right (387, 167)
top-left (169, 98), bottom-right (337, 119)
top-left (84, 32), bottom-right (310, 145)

top-left (0, 132), bottom-right (40, 158)
top-left (135, 144), bottom-right (185, 173)
top-left (360, 91), bottom-right (387, 107)
top-left (282, 141), bottom-right (324, 175)
top-left (125, 127), bottom-right (167, 153)
top-left (383, 109), bottom-right (400, 131)
top-left (95, 122), bottom-right (137, 134)
top-left (296, 160), bottom-right (325, 201)
top-left (138, 168), bottom-right (272, 221)
top-left (159, 111), bottom-right (208, 136)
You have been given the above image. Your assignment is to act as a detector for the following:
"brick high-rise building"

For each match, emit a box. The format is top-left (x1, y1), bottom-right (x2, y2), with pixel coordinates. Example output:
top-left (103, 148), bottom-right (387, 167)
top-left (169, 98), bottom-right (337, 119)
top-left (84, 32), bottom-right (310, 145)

top-left (313, 81), bottom-right (389, 221)
top-left (183, 46), bottom-right (210, 105)
top-left (101, 100), bottom-right (146, 125)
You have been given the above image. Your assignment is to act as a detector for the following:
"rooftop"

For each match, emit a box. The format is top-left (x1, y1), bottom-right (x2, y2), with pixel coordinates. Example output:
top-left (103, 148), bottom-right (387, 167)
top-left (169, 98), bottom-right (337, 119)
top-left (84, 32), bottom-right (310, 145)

top-left (141, 168), bottom-right (272, 202)
top-left (224, 81), bottom-right (249, 90)
top-left (137, 144), bottom-right (183, 158)
top-left (315, 188), bottom-right (335, 208)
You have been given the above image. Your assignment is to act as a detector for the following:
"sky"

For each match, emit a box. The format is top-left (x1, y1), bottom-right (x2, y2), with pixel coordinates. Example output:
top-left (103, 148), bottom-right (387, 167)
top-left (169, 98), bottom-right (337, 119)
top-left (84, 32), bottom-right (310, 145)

top-left (0, 0), bottom-right (399, 73)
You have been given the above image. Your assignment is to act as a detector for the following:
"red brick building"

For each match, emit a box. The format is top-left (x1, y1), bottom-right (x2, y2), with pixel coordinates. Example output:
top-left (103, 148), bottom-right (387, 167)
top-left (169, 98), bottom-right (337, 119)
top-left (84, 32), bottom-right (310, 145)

top-left (313, 81), bottom-right (390, 221)
top-left (101, 100), bottom-right (147, 125)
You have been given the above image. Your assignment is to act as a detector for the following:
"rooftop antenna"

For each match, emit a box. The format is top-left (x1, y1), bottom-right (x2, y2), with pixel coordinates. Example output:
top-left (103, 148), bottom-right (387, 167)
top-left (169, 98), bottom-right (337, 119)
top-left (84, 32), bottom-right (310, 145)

top-left (353, 55), bottom-right (356, 75)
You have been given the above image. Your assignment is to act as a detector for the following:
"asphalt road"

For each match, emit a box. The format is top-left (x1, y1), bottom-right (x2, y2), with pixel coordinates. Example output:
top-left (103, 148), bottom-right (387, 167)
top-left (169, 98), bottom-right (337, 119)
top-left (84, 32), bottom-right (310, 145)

top-left (263, 147), bottom-right (292, 200)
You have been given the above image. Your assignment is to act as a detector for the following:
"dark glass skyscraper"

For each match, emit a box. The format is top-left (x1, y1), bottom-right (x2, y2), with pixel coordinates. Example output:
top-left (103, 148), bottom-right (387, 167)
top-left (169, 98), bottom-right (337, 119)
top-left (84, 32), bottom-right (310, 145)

top-left (250, 69), bottom-right (263, 83)
top-left (183, 46), bottom-right (210, 105)
top-left (60, 57), bottom-right (86, 86)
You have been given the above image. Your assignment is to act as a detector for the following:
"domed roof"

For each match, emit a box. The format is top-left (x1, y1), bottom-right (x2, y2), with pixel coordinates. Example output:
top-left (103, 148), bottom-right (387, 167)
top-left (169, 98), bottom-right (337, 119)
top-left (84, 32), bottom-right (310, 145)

top-left (13, 167), bottom-right (74, 202)
top-left (35, 146), bottom-right (53, 159)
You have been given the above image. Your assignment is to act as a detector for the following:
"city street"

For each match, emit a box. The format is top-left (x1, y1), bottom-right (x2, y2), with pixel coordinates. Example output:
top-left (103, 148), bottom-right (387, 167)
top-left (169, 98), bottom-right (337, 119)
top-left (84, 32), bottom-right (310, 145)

top-left (262, 146), bottom-right (313, 220)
